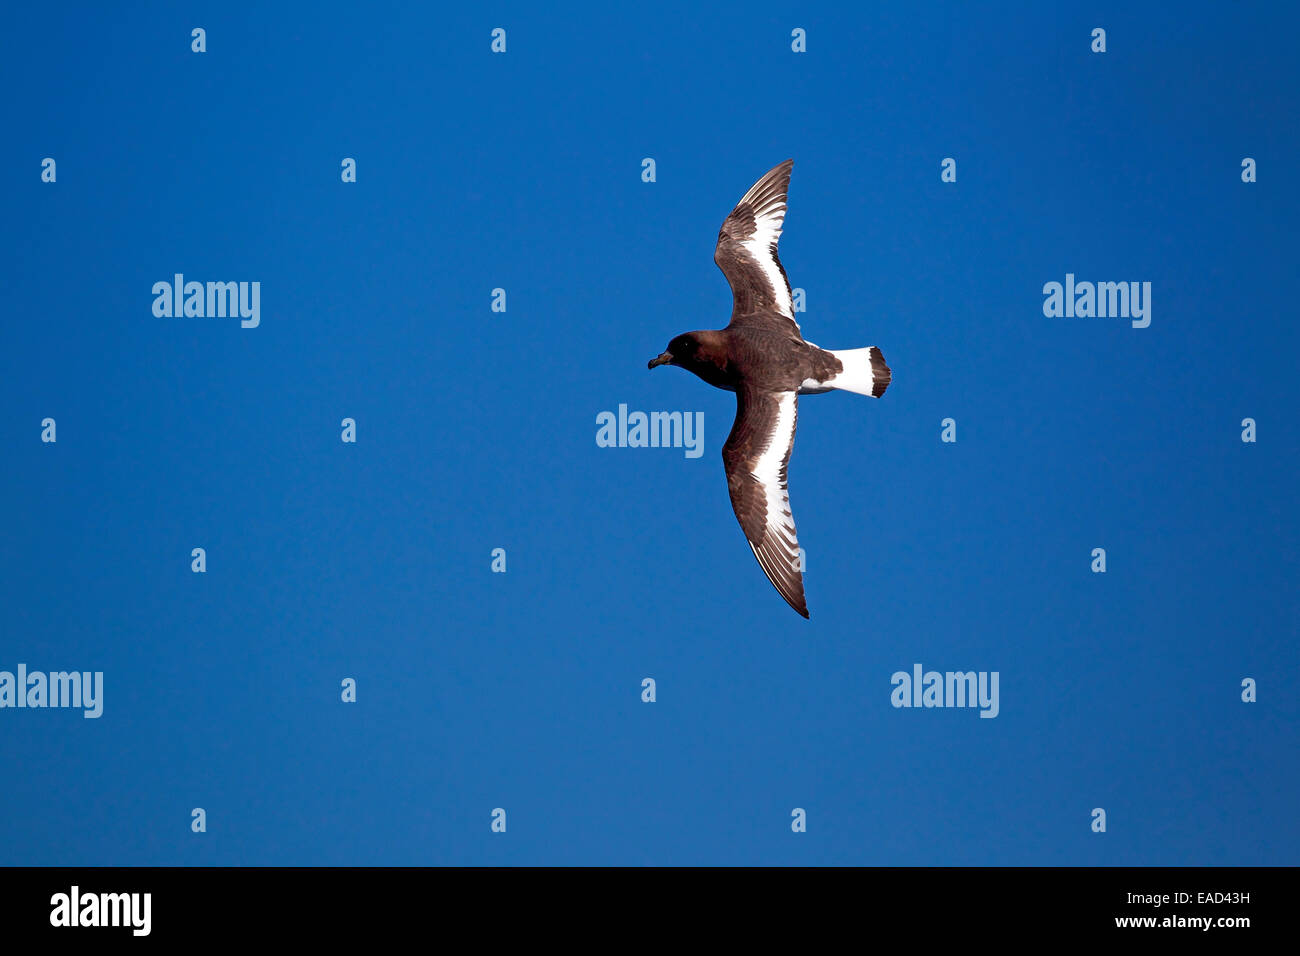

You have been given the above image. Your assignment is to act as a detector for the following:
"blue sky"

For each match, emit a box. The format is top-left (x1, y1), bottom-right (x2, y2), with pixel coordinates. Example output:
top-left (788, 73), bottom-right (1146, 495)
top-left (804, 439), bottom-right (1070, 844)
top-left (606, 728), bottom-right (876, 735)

top-left (1, 1), bottom-right (1296, 865)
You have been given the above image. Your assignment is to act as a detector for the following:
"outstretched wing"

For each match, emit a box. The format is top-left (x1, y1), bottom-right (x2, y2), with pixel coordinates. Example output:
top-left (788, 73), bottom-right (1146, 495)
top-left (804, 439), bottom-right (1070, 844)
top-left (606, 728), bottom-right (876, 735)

top-left (714, 159), bottom-right (802, 337)
top-left (721, 385), bottom-right (808, 617)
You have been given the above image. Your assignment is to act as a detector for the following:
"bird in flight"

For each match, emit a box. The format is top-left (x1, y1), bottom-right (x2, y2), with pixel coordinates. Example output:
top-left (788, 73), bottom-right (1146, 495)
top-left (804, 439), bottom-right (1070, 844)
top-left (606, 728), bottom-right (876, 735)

top-left (648, 160), bottom-right (891, 618)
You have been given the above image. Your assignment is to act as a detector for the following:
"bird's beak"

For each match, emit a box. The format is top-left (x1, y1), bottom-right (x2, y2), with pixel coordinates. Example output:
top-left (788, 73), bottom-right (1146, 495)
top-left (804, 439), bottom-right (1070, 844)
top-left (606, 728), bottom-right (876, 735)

top-left (648, 352), bottom-right (673, 369)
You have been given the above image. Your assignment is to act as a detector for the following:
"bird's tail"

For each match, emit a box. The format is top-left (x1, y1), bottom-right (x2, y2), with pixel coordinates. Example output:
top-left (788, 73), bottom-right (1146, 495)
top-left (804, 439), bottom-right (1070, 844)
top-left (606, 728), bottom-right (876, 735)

top-left (820, 346), bottom-right (891, 398)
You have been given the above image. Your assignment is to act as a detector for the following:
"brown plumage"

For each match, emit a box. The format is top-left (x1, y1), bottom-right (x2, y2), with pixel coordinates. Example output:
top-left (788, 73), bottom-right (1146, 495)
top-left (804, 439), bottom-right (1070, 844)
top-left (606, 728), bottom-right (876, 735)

top-left (649, 160), bottom-right (892, 618)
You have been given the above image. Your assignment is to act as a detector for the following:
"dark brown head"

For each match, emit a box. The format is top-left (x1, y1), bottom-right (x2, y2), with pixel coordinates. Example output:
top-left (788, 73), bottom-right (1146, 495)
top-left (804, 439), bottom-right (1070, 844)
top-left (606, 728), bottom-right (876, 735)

top-left (648, 332), bottom-right (710, 370)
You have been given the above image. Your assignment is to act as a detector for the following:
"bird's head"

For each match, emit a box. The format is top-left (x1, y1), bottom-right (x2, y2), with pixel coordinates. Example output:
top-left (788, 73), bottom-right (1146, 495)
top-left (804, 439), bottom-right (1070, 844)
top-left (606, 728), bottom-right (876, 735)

top-left (648, 333), bottom-right (701, 370)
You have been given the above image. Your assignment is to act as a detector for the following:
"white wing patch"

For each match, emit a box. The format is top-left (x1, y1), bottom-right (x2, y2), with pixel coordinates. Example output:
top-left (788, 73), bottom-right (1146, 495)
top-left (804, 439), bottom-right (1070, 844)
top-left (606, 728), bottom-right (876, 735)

top-left (717, 161), bottom-right (802, 337)
top-left (723, 386), bottom-right (808, 616)
top-left (747, 390), bottom-right (800, 576)
top-left (737, 187), bottom-right (796, 323)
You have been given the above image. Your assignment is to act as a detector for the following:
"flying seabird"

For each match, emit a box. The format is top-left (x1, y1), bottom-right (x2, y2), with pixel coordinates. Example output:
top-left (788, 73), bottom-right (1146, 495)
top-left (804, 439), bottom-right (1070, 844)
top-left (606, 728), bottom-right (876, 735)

top-left (648, 160), bottom-right (891, 618)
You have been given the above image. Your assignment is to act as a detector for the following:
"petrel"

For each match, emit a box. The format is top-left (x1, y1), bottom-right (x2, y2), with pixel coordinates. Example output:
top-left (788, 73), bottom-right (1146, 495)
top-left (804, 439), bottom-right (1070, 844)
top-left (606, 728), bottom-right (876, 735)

top-left (648, 160), bottom-right (891, 618)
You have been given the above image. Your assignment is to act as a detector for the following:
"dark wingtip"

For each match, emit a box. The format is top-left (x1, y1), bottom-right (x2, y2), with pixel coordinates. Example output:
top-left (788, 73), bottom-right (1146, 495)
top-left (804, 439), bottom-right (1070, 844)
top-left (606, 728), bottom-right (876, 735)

top-left (784, 590), bottom-right (810, 619)
top-left (764, 159), bottom-right (793, 183)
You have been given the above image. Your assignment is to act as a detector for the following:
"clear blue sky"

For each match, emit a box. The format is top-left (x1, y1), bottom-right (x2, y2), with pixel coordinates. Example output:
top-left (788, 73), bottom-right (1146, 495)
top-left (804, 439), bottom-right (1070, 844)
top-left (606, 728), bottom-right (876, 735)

top-left (1, 2), bottom-right (1296, 866)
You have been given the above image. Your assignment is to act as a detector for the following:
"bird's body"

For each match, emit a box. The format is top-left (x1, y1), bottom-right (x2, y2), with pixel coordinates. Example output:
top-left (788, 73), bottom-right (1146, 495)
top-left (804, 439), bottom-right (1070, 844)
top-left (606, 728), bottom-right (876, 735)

top-left (649, 160), bottom-right (891, 618)
top-left (664, 326), bottom-right (847, 393)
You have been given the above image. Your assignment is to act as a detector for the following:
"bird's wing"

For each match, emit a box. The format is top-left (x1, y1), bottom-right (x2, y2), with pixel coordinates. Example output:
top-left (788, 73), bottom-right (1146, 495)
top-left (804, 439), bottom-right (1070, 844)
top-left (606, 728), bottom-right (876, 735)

top-left (722, 385), bottom-right (808, 617)
top-left (714, 159), bottom-right (803, 338)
